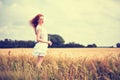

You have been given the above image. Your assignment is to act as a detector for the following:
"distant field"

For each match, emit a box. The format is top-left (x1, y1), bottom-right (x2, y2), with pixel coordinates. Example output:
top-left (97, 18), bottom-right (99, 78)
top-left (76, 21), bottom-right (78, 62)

top-left (0, 48), bottom-right (120, 59)
top-left (0, 48), bottom-right (120, 80)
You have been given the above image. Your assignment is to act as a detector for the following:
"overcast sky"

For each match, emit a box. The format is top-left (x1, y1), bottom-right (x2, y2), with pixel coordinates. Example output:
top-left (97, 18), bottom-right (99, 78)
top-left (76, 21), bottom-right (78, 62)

top-left (0, 0), bottom-right (120, 46)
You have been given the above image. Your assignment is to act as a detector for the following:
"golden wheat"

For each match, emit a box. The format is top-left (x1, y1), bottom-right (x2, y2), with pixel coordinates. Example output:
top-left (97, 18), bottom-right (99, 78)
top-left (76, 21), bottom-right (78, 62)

top-left (0, 48), bottom-right (120, 80)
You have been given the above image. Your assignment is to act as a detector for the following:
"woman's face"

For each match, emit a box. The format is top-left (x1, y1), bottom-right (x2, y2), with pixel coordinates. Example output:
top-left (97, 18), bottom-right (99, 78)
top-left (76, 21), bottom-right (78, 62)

top-left (39, 16), bottom-right (44, 24)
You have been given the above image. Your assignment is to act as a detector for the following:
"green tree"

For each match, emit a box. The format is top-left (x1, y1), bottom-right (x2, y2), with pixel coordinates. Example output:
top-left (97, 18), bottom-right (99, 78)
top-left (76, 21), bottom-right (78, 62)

top-left (116, 43), bottom-right (120, 48)
top-left (48, 34), bottom-right (65, 47)
top-left (87, 43), bottom-right (97, 48)
top-left (64, 42), bottom-right (85, 48)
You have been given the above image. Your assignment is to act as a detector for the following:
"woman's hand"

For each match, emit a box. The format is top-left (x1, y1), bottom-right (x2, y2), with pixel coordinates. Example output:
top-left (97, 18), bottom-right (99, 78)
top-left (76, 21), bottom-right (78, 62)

top-left (48, 41), bottom-right (52, 46)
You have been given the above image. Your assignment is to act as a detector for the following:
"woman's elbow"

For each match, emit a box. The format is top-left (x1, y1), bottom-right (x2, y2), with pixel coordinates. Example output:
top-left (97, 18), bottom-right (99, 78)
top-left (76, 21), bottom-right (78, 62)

top-left (36, 38), bottom-right (40, 42)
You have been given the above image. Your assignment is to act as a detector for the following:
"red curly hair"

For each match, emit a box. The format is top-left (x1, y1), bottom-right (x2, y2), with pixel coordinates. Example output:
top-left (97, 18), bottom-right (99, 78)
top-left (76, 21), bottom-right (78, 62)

top-left (30, 14), bottom-right (44, 28)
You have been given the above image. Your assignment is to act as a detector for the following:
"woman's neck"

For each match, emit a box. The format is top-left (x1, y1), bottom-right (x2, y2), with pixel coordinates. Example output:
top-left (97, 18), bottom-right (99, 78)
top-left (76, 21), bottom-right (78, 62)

top-left (39, 24), bottom-right (42, 26)
top-left (38, 23), bottom-right (43, 26)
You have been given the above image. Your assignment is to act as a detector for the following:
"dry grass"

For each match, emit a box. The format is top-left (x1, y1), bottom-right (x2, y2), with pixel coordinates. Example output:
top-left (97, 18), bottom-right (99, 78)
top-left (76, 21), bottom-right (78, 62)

top-left (0, 48), bottom-right (120, 80)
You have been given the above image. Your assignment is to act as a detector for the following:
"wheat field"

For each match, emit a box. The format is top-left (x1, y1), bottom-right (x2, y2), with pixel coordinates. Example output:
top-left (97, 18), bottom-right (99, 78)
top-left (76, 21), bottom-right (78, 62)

top-left (0, 48), bottom-right (120, 80)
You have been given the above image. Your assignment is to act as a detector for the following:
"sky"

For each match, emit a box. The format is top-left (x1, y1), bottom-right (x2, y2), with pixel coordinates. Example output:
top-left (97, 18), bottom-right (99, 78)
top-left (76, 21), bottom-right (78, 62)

top-left (0, 0), bottom-right (120, 46)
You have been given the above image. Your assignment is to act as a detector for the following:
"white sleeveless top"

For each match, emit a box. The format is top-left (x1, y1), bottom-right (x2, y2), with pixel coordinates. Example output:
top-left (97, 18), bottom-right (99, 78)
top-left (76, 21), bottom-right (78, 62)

top-left (36, 25), bottom-right (48, 43)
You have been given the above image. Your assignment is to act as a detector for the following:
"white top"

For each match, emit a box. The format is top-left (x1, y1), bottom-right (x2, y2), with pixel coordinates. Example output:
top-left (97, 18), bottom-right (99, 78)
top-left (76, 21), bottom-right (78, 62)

top-left (36, 25), bottom-right (48, 44)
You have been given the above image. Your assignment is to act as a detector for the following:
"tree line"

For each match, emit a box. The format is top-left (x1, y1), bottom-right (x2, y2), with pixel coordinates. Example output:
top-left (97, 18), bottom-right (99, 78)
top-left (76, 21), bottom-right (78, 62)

top-left (0, 34), bottom-right (119, 48)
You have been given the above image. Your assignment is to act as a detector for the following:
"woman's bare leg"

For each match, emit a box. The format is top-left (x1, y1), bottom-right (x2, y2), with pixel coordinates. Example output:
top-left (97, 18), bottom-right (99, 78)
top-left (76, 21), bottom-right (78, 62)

top-left (36, 56), bottom-right (44, 68)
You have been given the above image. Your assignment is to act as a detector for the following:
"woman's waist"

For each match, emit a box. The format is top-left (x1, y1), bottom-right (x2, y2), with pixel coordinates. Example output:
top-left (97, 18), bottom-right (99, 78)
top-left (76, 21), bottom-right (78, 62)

top-left (36, 42), bottom-right (48, 46)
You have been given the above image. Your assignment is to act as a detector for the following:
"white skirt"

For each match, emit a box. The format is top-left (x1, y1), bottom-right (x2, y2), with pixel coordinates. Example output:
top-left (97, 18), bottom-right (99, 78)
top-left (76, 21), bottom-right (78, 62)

top-left (33, 42), bottom-right (48, 56)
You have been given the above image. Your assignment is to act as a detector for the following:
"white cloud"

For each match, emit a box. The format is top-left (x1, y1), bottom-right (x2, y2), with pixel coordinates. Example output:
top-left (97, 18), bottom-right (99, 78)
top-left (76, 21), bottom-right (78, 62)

top-left (0, 24), bottom-right (35, 40)
top-left (0, 0), bottom-right (120, 46)
top-left (0, 1), bottom-right (2, 8)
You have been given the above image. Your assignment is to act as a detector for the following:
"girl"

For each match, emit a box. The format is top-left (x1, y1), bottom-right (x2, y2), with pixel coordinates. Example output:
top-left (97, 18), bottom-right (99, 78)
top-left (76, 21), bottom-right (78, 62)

top-left (30, 14), bottom-right (52, 68)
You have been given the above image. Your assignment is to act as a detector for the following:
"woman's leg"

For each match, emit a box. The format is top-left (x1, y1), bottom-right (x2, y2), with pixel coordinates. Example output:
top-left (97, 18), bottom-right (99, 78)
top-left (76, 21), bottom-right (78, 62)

top-left (36, 56), bottom-right (44, 67)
